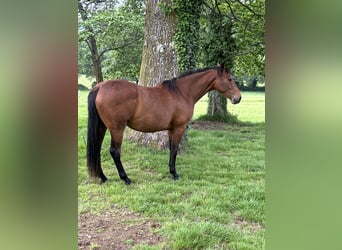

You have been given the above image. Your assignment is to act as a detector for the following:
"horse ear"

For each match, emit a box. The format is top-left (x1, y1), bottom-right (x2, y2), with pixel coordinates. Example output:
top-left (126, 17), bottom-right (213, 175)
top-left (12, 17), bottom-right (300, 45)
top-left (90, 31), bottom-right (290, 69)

top-left (217, 63), bottom-right (225, 71)
top-left (216, 63), bottom-right (224, 77)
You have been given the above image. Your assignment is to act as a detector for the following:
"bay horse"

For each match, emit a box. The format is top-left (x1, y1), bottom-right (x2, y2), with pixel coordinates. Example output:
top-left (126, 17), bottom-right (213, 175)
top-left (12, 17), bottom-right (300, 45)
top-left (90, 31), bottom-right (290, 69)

top-left (87, 64), bottom-right (241, 185)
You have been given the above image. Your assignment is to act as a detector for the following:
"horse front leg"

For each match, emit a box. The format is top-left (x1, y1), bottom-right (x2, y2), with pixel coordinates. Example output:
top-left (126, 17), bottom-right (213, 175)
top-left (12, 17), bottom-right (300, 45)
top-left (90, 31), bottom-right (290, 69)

top-left (169, 140), bottom-right (180, 180)
top-left (168, 126), bottom-right (186, 180)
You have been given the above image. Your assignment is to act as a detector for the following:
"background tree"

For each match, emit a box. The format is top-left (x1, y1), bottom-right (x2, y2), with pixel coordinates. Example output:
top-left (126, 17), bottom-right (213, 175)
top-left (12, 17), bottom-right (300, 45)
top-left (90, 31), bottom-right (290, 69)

top-left (100, 1), bottom-right (144, 81)
top-left (78, 0), bottom-right (144, 83)
top-left (173, 0), bottom-right (204, 72)
top-left (230, 0), bottom-right (265, 79)
top-left (197, 0), bottom-right (265, 120)
top-left (78, 40), bottom-right (93, 78)
top-left (78, 0), bottom-right (106, 83)
top-left (78, 0), bottom-right (265, 147)
top-left (200, 1), bottom-right (236, 120)
top-left (126, 0), bottom-right (177, 149)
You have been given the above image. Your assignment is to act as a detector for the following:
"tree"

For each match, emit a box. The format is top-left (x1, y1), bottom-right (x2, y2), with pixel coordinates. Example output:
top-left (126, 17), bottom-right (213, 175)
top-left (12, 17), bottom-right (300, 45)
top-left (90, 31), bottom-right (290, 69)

top-left (78, 0), bottom-right (144, 82)
top-left (173, 0), bottom-right (204, 71)
top-left (78, 40), bottom-right (93, 77)
top-left (200, 1), bottom-right (236, 120)
top-left (198, 0), bottom-right (265, 120)
top-left (229, 0), bottom-right (265, 78)
top-left (126, 0), bottom-right (177, 149)
top-left (99, 1), bottom-right (145, 81)
top-left (78, 0), bottom-right (104, 83)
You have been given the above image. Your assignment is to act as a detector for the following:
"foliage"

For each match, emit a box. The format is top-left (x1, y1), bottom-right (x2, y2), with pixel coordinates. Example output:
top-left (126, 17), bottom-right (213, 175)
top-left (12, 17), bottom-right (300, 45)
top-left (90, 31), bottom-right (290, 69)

top-left (229, 0), bottom-right (265, 77)
top-left (78, 0), bottom-right (145, 81)
top-left (173, 0), bottom-right (205, 71)
top-left (158, 0), bottom-right (205, 70)
top-left (78, 40), bottom-right (93, 77)
top-left (157, 1), bottom-right (173, 14)
top-left (78, 0), bottom-right (264, 81)
top-left (200, 6), bottom-right (235, 67)
top-left (198, 0), bottom-right (265, 77)
top-left (198, 2), bottom-right (236, 120)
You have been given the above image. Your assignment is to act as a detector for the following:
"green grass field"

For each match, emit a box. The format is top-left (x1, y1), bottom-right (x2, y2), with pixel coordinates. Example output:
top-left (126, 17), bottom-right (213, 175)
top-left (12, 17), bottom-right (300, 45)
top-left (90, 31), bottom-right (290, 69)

top-left (194, 92), bottom-right (265, 123)
top-left (78, 87), bottom-right (265, 249)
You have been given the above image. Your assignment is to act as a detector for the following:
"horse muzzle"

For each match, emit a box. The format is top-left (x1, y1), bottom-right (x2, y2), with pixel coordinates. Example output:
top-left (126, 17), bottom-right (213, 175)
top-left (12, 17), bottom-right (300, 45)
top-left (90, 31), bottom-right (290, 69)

top-left (231, 95), bottom-right (241, 104)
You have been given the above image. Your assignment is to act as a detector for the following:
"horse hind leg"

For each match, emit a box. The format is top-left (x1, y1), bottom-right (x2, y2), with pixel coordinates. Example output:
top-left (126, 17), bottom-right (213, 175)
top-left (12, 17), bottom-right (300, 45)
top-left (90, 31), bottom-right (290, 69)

top-left (109, 130), bottom-right (132, 185)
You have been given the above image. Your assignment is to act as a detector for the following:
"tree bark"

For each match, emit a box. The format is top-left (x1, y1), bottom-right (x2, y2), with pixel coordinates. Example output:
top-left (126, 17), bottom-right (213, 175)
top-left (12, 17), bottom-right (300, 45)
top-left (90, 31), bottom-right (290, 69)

top-left (87, 39), bottom-right (103, 84)
top-left (126, 0), bottom-right (177, 149)
top-left (207, 90), bottom-right (229, 119)
top-left (250, 76), bottom-right (258, 88)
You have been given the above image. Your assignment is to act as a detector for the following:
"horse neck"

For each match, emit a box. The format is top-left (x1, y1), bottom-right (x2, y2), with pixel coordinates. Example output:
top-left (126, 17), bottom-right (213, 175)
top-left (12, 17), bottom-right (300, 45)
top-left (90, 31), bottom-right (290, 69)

top-left (177, 70), bottom-right (216, 103)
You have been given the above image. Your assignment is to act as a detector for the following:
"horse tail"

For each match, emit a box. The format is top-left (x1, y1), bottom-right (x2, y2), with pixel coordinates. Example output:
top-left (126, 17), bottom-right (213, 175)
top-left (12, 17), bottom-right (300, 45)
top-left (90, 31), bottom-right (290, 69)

top-left (87, 86), bottom-right (106, 180)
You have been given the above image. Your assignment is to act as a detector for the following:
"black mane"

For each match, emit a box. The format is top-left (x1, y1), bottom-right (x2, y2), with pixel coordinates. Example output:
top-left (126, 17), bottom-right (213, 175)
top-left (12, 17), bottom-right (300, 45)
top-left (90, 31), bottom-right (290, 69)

top-left (161, 66), bottom-right (229, 92)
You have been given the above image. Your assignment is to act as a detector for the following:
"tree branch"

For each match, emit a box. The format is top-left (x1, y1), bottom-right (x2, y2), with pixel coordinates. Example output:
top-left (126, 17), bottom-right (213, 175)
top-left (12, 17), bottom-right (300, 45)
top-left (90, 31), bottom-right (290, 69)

top-left (214, 0), bottom-right (222, 17)
top-left (98, 33), bottom-right (144, 60)
top-left (233, 0), bottom-right (263, 18)
top-left (224, 0), bottom-right (240, 21)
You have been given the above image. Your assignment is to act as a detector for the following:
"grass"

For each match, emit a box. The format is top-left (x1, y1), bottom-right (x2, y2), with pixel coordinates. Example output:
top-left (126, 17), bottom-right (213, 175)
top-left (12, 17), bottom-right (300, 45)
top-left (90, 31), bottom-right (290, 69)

top-left (78, 87), bottom-right (265, 249)
top-left (193, 92), bottom-right (265, 123)
top-left (78, 74), bottom-right (95, 89)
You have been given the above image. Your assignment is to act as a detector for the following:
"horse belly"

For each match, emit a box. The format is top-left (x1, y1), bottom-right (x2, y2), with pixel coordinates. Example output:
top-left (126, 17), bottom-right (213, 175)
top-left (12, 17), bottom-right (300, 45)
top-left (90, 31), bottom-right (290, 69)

top-left (127, 113), bottom-right (171, 132)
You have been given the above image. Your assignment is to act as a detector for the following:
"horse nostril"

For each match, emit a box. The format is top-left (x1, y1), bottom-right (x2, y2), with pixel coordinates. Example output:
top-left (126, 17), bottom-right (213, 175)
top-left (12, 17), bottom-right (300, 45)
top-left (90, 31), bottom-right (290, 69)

top-left (233, 96), bottom-right (241, 104)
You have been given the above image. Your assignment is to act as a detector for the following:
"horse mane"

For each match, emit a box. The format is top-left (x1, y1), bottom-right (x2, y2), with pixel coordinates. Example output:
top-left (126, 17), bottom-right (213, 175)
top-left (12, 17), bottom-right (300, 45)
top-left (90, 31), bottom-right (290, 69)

top-left (161, 66), bottom-right (229, 92)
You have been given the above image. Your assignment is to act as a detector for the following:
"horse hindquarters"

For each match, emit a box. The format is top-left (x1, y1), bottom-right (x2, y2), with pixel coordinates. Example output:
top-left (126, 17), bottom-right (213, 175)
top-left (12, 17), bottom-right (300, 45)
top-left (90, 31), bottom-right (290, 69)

top-left (86, 87), bottom-right (107, 183)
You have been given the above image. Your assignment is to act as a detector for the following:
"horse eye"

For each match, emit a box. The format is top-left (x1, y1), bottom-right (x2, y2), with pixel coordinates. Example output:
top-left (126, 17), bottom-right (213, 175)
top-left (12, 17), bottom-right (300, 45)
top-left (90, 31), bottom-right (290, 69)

top-left (228, 78), bottom-right (232, 81)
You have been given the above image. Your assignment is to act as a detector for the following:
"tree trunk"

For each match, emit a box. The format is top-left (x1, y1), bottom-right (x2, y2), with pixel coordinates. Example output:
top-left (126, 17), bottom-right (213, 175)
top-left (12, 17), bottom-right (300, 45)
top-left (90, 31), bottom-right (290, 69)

top-left (88, 39), bottom-right (103, 84)
top-left (126, 0), bottom-right (177, 149)
top-left (207, 90), bottom-right (229, 119)
top-left (78, 1), bottom-right (103, 83)
top-left (250, 76), bottom-right (258, 88)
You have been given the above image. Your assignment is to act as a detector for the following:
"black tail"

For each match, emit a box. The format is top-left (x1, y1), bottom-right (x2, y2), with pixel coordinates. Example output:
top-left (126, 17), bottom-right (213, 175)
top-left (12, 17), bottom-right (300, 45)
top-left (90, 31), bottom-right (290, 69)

top-left (87, 87), bottom-right (107, 181)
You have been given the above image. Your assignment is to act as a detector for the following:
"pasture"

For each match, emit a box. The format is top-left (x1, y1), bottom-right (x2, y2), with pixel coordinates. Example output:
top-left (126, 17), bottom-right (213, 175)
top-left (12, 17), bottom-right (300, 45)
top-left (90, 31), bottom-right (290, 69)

top-left (78, 87), bottom-right (265, 249)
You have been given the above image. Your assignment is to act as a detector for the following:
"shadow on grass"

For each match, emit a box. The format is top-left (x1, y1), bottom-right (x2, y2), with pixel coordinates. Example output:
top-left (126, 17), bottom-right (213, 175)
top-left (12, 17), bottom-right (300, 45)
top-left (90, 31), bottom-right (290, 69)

top-left (195, 113), bottom-right (265, 127)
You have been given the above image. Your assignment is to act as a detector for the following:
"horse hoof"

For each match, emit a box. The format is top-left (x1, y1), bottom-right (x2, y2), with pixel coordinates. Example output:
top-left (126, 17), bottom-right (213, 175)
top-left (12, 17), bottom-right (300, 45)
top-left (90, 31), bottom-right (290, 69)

top-left (100, 173), bottom-right (108, 183)
top-left (100, 178), bottom-right (107, 183)
top-left (124, 178), bottom-right (132, 185)
top-left (173, 174), bottom-right (180, 180)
